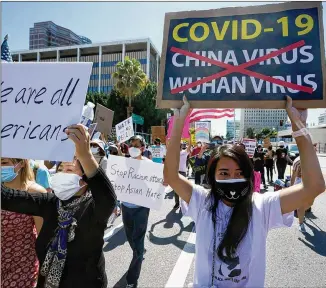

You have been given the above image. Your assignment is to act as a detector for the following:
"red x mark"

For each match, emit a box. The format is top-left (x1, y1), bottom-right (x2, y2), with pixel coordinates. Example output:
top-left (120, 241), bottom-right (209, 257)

top-left (170, 40), bottom-right (313, 95)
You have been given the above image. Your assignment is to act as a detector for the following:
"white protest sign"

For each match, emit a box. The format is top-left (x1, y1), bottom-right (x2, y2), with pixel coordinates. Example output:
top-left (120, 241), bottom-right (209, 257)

top-left (1, 63), bottom-right (92, 161)
top-left (106, 155), bottom-right (165, 210)
top-left (195, 121), bottom-right (210, 143)
top-left (151, 146), bottom-right (164, 159)
top-left (242, 138), bottom-right (257, 158)
top-left (115, 117), bottom-right (134, 144)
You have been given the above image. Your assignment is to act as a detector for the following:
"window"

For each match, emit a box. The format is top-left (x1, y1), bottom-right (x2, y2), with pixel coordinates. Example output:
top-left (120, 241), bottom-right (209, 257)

top-left (101, 61), bottom-right (119, 67)
top-left (139, 58), bottom-right (147, 65)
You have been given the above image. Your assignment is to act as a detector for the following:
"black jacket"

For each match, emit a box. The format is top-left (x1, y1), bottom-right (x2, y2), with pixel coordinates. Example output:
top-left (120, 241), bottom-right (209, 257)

top-left (1, 167), bottom-right (117, 288)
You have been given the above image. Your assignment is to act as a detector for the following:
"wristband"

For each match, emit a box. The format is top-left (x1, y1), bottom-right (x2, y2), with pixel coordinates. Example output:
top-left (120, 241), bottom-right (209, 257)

top-left (292, 128), bottom-right (309, 138)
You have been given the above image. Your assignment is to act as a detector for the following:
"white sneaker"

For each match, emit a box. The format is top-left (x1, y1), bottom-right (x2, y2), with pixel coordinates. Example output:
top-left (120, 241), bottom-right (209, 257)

top-left (299, 223), bottom-right (306, 233)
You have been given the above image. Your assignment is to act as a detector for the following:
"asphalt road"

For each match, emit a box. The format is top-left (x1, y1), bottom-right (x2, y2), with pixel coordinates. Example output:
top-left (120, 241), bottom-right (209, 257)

top-left (102, 156), bottom-right (326, 288)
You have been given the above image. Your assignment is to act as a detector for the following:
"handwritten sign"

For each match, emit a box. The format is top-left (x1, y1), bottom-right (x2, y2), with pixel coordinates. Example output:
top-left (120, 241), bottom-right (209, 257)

top-left (157, 2), bottom-right (326, 109)
top-left (242, 138), bottom-right (257, 158)
top-left (151, 146), bottom-right (165, 159)
top-left (106, 155), bottom-right (165, 210)
top-left (115, 117), bottom-right (134, 144)
top-left (94, 104), bottom-right (114, 135)
top-left (195, 122), bottom-right (210, 143)
top-left (1, 62), bottom-right (92, 161)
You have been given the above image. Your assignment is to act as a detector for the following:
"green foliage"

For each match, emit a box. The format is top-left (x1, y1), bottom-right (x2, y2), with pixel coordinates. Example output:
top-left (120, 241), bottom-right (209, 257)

top-left (85, 81), bottom-right (169, 134)
top-left (112, 56), bottom-right (147, 107)
top-left (246, 127), bottom-right (255, 139)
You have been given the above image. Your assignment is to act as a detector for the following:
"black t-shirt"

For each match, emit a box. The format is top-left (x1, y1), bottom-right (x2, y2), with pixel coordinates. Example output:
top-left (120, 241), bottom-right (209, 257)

top-left (276, 148), bottom-right (288, 165)
top-left (253, 151), bottom-right (265, 170)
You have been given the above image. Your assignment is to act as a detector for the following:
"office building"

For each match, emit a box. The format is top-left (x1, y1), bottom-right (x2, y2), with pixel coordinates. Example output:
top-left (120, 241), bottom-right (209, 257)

top-left (29, 21), bottom-right (92, 50)
top-left (318, 112), bottom-right (326, 125)
top-left (12, 38), bottom-right (160, 93)
top-left (226, 120), bottom-right (240, 139)
top-left (240, 109), bottom-right (288, 137)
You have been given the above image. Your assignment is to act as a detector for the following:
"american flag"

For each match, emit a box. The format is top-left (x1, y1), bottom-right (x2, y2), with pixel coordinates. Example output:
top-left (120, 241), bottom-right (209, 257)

top-left (189, 108), bottom-right (234, 123)
top-left (1, 35), bottom-right (13, 62)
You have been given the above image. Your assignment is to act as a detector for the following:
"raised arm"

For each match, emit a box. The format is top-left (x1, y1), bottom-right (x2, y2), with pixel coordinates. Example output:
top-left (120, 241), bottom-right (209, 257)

top-left (279, 97), bottom-right (325, 214)
top-left (66, 124), bottom-right (117, 222)
top-left (1, 184), bottom-right (56, 217)
top-left (163, 96), bottom-right (193, 204)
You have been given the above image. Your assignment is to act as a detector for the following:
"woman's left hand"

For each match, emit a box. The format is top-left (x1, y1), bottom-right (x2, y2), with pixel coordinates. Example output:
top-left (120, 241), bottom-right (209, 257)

top-left (285, 96), bottom-right (308, 128)
top-left (65, 124), bottom-right (91, 160)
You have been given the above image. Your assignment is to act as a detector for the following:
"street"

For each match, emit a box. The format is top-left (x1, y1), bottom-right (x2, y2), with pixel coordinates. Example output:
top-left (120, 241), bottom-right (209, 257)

top-left (101, 156), bottom-right (326, 288)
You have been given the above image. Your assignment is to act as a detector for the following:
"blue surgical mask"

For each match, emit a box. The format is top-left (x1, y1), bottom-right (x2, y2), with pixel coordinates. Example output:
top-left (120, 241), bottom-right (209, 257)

top-left (1, 166), bottom-right (19, 183)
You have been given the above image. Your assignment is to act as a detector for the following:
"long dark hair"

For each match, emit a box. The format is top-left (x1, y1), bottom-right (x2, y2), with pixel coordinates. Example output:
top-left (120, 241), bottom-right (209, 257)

top-left (206, 144), bottom-right (254, 260)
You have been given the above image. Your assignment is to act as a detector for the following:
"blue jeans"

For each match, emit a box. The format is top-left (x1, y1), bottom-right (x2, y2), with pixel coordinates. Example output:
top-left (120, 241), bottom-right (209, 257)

top-left (121, 205), bottom-right (150, 286)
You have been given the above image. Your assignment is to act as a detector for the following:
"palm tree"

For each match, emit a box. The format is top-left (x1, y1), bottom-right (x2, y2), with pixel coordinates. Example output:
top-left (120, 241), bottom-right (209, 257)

top-left (112, 56), bottom-right (147, 118)
top-left (246, 127), bottom-right (255, 139)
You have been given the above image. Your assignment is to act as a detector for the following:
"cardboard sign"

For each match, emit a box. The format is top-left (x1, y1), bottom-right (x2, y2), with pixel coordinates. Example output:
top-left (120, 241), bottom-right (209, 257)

top-left (151, 126), bottom-right (166, 144)
top-left (106, 155), bottom-right (165, 210)
top-left (195, 122), bottom-right (210, 143)
top-left (157, 2), bottom-right (326, 109)
top-left (116, 117), bottom-right (134, 144)
top-left (94, 104), bottom-right (114, 135)
top-left (150, 146), bottom-right (165, 159)
top-left (242, 138), bottom-right (257, 158)
top-left (1, 62), bottom-right (92, 161)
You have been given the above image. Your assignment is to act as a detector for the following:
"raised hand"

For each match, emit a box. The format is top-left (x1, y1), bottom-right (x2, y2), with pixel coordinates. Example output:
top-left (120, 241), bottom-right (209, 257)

top-left (172, 95), bottom-right (190, 120)
top-left (65, 124), bottom-right (91, 160)
top-left (285, 96), bottom-right (308, 129)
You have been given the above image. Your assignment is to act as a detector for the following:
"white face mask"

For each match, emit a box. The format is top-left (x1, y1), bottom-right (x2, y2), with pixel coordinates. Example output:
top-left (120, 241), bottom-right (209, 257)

top-left (51, 173), bottom-right (85, 201)
top-left (197, 144), bottom-right (202, 147)
top-left (129, 147), bottom-right (141, 158)
top-left (91, 147), bottom-right (99, 154)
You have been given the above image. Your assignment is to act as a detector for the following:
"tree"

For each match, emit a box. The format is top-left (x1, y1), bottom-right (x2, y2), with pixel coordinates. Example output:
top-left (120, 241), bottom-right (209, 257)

top-left (246, 127), bottom-right (255, 139)
top-left (260, 128), bottom-right (271, 138)
top-left (112, 56), bottom-right (147, 118)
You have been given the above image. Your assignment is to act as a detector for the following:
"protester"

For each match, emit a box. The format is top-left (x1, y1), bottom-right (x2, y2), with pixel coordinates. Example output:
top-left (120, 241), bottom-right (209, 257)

top-left (163, 96), bottom-right (324, 287)
top-left (194, 143), bottom-right (209, 185)
top-left (1, 124), bottom-right (117, 288)
top-left (172, 141), bottom-right (191, 209)
top-left (30, 160), bottom-right (52, 192)
top-left (191, 141), bottom-right (202, 157)
top-left (150, 138), bottom-right (166, 164)
top-left (120, 135), bottom-right (151, 288)
top-left (108, 144), bottom-right (120, 156)
top-left (275, 141), bottom-right (292, 179)
top-left (121, 142), bottom-right (130, 158)
top-left (253, 145), bottom-right (267, 189)
top-left (91, 139), bottom-right (108, 173)
top-left (1, 158), bottom-right (47, 288)
top-left (265, 145), bottom-right (275, 183)
top-left (142, 144), bottom-right (153, 160)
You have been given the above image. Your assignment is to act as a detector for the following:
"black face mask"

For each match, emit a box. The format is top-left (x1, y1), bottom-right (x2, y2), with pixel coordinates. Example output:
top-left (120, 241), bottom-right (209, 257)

top-left (215, 179), bottom-right (250, 203)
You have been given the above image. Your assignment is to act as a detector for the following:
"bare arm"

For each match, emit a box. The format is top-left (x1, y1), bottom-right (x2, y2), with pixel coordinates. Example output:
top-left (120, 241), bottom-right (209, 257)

top-left (164, 97), bottom-right (193, 204)
top-left (280, 97), bottom-right (325, 214)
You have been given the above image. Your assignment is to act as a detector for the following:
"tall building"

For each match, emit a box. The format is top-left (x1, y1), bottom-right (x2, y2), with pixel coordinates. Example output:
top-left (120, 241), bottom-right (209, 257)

top-left (318, 112), bottom-right (326, 125)
top-left (29, 21), bottom-right (92, 50)
top-left (240, 109), bottom-right (288, 137)
top-left (226, 120), bottom-right (240, 139)
top-left (12, 38), bottom-right (160, 93)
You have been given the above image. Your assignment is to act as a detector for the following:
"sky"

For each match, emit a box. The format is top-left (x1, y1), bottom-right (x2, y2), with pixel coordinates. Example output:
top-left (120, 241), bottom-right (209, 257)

top-left (2, 1), bottom-right (326, 136)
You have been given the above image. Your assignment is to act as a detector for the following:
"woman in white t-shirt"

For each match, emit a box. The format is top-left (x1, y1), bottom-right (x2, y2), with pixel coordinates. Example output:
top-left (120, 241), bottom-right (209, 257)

top-left (163, 96), bottom-right (325, 288)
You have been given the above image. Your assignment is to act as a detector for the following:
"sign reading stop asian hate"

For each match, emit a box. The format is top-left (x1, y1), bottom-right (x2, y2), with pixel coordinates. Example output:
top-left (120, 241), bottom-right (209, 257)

top-left (157, 2), bottom-right (326, 109)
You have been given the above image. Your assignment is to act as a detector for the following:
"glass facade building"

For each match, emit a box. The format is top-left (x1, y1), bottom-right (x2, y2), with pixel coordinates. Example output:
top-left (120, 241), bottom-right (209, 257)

top-left (29, 21), bottom-right (92, 50)
top-left (226, 120), bottom-right (240, 139)
top-left (12, 38), bottom-right (160, 94)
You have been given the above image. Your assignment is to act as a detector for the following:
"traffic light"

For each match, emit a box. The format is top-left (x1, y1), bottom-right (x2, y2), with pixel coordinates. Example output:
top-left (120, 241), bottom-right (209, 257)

top-left (280, 120), bottom-right (284, 127)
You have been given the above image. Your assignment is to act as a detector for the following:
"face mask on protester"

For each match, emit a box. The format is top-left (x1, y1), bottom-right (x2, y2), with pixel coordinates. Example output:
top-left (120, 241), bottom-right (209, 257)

top-left (91, 147), bottom-right (99, 154)
top-left (197, 143), bottom-right (202, 148)
top-left (129, 147), bottom-right (142, 158)
top-left (1, 164), bottom-right (21, 183)
top-left (51, 173), bottom-right (85, 201)
top-left (215, 179), bottom-right (250, 204)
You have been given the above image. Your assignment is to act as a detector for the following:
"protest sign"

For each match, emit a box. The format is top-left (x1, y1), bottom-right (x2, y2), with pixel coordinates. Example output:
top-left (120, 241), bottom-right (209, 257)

top-left (1, 62), bottom-right (92, 161)
top-left (94, 104), bottom-right (114, 135)
top-left (151, 126), bottom-right (166, 144)
top-left (150, 146), bottom-right (165, 159)
top-left (89, 123), bottom-right (97, 140)
top-left (157, 2), bottom-right (326, 109)
top-left (242, 138), bottom-right (257, 158)
top-left (116, 117), bottom-right (134, 144)
top-left (195, 121), bottom-right (210, 143)
top-left (106, 155), bottom-right (165, 210)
